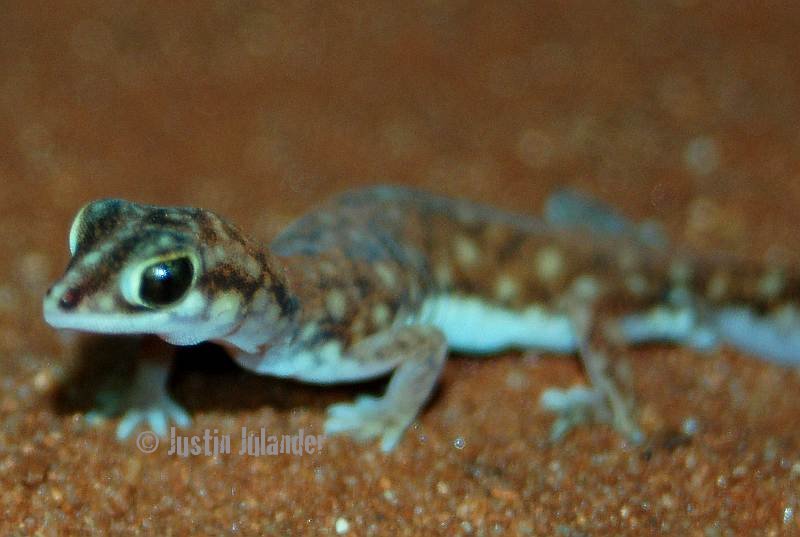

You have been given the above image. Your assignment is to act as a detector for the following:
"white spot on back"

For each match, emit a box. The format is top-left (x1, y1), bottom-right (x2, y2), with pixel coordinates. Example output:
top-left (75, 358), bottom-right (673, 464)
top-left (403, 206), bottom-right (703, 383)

top-left (325, 290), bottom-right (348, 321)
top-left (434, 262), bottom-right (452, 287)
top-left (572, 274), bottom-right (601, 301)
top-left (624, 273), bottom-right (648, 297)
top-left (535, 247), bottom-right (564, 282)
top-left (372, 303), bottom-right (391, 326)
top-left (374, 263), bottom-right (397, 289)
top-left (244, 256), bottom-right (262, 279)
top-left (454, 236), bottom-right (480, 267)
top-left (300, 322), bottom-right (319, 340)
top-left (757, 269), bottom-right (784, 300)
top-left (494, 274), bottom-right (519, 302)
top-left (82, 251), bottom-right (102, 267)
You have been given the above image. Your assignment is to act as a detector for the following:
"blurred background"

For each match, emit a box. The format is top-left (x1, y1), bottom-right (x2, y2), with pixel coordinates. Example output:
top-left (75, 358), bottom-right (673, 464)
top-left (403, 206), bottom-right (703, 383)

top-left (2, 2), bottom-right (800, 534)
top-left (3, 2), bottom-right (800, 255)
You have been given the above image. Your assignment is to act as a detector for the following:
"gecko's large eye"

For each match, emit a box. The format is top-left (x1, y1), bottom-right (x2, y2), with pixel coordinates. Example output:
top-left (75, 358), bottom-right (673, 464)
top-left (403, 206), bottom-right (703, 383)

top-left (138, 256), bottom-right (194, 307)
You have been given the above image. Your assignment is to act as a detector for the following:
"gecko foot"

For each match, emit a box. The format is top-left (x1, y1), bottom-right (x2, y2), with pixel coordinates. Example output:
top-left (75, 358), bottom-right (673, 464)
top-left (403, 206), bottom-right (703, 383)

top-left (85, 358), bottom-right (191, 439)
top-left (86, 382), bottom-right (192, 439)
top-left (323, 326), bottom-right (447, 452)
top-left (540, 385), bottom-right (610, 441)
top-left (114, 394), bottom-right (191, 440)
top-left (540, 385), bottom-right (643, 443)
top-left (324, 395), bottom-right (415, 452)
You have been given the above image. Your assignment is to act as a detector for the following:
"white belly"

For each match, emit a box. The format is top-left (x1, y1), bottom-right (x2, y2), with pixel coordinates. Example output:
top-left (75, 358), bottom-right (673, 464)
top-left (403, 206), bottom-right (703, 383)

top-left (415, 295), bottom-right (578, 354)
top-left (233, 340), bottom-right (398, 383)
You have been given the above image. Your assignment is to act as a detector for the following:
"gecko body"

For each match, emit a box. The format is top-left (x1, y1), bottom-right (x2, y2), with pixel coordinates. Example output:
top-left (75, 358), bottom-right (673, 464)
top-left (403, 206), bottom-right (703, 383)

top-left (43, 186), bottom-right (800, 450)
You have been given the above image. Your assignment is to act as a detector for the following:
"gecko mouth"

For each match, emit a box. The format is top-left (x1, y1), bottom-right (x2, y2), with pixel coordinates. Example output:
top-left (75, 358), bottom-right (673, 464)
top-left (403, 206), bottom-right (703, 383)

top-left (42, 293), bottom-right (172, 335)
top-left (43, 308), bottom-right (172, 334)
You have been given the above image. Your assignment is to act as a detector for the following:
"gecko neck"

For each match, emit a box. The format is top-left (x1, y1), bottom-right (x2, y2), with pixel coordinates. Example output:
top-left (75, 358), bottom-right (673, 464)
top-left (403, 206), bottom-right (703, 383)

top-left (213, 247), bottom-right (303, 354)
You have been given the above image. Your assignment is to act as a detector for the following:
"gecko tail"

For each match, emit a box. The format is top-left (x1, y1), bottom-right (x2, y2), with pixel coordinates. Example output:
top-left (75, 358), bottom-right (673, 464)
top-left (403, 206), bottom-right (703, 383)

top-left (545, 189), bottom-right (668, 250)
top-left (713, 307), bottom-right (800, 366)
top-left (615, 303), bottom-right (800, 366)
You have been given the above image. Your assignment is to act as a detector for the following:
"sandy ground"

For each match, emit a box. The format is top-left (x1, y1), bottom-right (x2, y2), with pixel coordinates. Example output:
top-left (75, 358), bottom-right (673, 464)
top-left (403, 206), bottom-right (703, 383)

top-left (1, 1), bottom-right (800, 535)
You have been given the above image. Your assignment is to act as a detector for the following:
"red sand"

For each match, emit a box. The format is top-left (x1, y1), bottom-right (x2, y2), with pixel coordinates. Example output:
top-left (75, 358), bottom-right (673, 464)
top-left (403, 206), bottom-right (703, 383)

top-left (1, 2), bottom-right (799, 534)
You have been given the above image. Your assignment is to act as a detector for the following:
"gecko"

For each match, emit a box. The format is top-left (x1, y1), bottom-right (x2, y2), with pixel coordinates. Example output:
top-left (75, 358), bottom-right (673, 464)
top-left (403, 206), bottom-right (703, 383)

top-left (42, 185), bottom-right (800, 451)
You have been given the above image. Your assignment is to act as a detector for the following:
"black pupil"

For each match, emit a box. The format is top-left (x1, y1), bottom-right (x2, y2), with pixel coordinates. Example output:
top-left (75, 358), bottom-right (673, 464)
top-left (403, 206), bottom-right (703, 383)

top-left (140, 257), bottom-right (193, 306)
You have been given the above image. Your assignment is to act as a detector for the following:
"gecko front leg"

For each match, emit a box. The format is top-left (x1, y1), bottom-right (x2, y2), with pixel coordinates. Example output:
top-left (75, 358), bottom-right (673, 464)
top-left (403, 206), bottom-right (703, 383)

top-left (87, 336), bottom-right (191, 439)
top-left (324, 325), bottom-right (447, 452)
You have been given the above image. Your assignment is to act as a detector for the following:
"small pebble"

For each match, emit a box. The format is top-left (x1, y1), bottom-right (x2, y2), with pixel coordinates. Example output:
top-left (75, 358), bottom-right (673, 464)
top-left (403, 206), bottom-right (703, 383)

top-left (783, 506), bottom-right (794, 525)
top-left (335, 517), bottom-right (350, 534)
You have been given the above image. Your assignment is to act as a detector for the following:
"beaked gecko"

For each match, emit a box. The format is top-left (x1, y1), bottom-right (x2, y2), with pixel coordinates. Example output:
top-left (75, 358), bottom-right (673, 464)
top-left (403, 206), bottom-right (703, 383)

top-left (43, 186), bottom-right (800, 451)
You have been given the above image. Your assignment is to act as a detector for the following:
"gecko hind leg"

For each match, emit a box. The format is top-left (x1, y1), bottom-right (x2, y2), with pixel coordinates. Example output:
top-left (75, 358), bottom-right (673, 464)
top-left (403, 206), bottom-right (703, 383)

top-left (539, 303), bottom-right (643, 443)
top-left (324, 325), bottom-right (447, 452)
top-left (544, 189), bottom-right (668, 250)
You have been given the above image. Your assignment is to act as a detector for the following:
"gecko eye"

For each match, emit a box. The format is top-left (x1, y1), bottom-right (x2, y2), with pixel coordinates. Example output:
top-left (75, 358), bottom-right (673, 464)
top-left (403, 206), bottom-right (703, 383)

top-left (138, 256), bottom-right (194, 307)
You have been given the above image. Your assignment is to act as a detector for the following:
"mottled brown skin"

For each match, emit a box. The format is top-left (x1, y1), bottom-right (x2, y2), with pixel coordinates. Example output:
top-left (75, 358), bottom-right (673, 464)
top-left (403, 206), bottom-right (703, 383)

top-left (272, 186), bottom-right (796, 354)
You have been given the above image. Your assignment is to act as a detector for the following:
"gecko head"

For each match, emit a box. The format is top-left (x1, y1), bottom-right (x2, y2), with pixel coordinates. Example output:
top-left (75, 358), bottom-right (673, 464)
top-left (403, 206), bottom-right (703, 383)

top-left (43, 199), bottom-right (289, 346)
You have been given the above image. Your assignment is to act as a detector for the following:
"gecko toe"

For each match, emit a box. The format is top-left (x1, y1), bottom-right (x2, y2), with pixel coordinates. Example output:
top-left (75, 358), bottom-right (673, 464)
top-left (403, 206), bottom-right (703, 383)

top-left (85, 409), bottom-right (110, 427)
top-left (113, 394), bottom-right (191, 439)
top-left (378, 427), bottom-right (405, 452)
top-left (324, 396), bottom-right (413, 451)
top-left (147, 409), bottom-right (168, 437)
top-left (116, 410), bottom-right (145, 440)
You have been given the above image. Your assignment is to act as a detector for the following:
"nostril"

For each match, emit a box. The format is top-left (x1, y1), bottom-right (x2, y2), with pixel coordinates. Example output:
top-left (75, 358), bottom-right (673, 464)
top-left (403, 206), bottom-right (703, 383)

top-left (46, 286), bottom-right (53, 296)
top-left (58, 288), bottom-right (81, 310)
